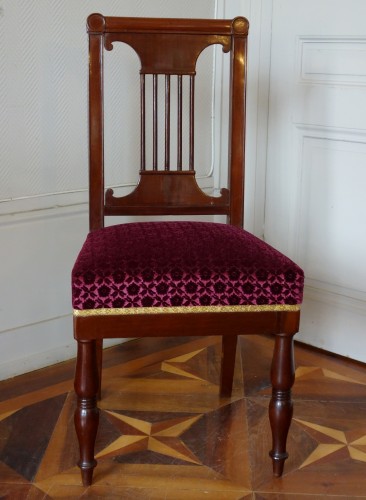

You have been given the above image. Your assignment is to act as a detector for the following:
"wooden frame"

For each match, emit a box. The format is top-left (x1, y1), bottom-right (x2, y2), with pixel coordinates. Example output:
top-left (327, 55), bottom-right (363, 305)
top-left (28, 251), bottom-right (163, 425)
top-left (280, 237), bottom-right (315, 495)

top-left (73, 14), bottom-right (301, 486)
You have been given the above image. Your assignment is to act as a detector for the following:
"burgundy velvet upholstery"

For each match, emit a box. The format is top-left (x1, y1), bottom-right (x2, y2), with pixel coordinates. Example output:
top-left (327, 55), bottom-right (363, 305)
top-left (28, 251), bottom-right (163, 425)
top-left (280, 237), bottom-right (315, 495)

top-left (72, 221), bottom-right (304, 311)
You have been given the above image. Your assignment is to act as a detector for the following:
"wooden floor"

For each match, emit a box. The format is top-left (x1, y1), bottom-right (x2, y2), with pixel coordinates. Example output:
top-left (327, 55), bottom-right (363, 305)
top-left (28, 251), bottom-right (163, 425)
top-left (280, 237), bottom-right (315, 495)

top-left (1, 335), bottom-right (366, 499)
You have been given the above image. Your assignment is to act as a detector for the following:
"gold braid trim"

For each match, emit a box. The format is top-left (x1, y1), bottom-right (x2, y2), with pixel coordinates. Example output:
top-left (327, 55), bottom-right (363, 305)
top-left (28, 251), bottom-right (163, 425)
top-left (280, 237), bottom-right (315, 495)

top-left (74, 304), bottom-right (301, 317)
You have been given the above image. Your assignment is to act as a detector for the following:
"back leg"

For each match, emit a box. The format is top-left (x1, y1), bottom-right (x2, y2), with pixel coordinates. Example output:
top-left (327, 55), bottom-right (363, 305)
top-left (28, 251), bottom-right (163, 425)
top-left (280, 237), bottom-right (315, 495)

top-left (96, 339), bottom-right (103, 400)
top-left (219, 335), bottom-right (237, 397)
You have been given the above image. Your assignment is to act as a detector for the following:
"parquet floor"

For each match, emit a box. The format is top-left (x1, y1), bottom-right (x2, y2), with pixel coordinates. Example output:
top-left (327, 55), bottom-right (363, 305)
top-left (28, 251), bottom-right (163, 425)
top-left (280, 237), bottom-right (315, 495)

top-left (1, 335), bottom-right (366, 499)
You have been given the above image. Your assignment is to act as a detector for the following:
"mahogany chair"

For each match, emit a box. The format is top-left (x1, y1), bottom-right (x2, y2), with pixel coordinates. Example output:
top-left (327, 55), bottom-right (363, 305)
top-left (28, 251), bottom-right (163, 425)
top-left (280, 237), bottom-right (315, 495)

top-left (72, 13), bottom-right (304, 486)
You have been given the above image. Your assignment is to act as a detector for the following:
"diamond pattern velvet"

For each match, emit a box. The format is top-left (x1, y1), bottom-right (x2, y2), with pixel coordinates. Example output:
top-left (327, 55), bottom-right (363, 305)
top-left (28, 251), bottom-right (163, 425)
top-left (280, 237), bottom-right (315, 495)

top-left (72, 221), bottom-right (304, 311)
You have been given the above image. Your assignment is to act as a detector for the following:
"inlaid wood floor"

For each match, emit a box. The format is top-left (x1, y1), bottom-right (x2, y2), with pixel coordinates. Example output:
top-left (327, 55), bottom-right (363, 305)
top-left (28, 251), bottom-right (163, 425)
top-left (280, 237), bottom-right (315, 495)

top-left (1, 335), bottom-right (366, 498)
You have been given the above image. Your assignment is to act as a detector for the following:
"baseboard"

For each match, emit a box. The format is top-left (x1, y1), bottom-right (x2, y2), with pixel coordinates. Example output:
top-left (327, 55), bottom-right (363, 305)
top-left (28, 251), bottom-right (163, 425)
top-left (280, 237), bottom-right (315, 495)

top-left (0, 329), bottom-right (125, 382)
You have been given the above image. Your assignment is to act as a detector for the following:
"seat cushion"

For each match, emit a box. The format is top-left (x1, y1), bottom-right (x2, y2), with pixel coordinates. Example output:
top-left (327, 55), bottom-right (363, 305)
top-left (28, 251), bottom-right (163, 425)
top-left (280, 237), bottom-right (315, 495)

top-left (72, 221), bottom-right (304, 313)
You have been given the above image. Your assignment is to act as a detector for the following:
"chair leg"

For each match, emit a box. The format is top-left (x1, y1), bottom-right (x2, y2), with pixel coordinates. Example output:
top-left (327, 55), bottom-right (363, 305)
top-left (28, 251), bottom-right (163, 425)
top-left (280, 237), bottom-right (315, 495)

top-left (269, 332), bottom-right (295, 477)
top-left (220, 335), bottom-right (237, 397)
top-left (74, 340), bottom-right (100, 486)
top-left (96, 339), bottom-right (103, 400)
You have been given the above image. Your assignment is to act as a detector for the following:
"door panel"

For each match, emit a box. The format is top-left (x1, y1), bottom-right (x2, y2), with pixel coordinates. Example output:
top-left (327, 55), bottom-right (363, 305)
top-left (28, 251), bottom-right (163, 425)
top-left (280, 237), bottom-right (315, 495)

top-left (264, 0), bottom-right (366, 360)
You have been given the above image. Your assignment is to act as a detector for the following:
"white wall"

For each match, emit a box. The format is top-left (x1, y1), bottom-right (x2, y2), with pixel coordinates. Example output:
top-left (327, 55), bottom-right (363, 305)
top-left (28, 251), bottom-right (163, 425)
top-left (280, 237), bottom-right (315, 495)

top-left (225, 0), bottom-right (366, 363)
top-left (263, 0), bottom-right (366, 362)
top-left (0, 0), bottom-right (220, 380)
top-left (5, 0), bottom-right (361, 379)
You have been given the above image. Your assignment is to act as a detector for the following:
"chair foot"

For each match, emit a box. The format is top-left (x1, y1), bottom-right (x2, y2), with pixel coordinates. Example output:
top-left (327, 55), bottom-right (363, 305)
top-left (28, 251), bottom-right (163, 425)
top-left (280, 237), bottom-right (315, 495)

top-left (270, 450), bottom-right (288, 477)
top-left (79, 460), bottom-right (97, 486)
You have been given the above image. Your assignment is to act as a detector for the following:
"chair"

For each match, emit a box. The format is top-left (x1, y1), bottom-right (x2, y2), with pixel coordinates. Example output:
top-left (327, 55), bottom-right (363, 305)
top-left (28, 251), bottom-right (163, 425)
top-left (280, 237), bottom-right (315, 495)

top-left (72, 13), bottom-right (304, 486)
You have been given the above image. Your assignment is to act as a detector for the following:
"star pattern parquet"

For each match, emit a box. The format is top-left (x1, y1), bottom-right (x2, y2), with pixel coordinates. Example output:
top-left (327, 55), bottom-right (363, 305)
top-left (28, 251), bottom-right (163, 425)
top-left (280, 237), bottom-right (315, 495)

top-left (1, 335), bottom-right (366, 498)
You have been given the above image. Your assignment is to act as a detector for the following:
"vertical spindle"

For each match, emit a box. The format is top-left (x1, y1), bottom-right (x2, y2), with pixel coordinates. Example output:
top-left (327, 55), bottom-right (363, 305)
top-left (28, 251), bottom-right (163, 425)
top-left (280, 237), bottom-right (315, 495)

top-left (189, 75), bottom-right (195, 171)
top-left (153, 74), bottom-right (158, 170)
top-left (140, 74), bottom-right (146, 171)
top-left (177, 75), bottom-right (183, 171)
top-left (165, 75), bottom-right (171, 171)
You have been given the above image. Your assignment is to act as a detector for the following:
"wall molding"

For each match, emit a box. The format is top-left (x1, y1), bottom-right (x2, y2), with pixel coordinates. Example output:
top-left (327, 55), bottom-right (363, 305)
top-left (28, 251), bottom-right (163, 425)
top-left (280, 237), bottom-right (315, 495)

top-left (0, 172), bottom-right (218, 219)
top-left (287, 124), bottom-right (366, 319)
top-left (0, 313), bottom-right (126, 381)
top-left (289, 123), bottom-right (366, 253)
top-left (297, 35), bottom-right (366, 86)
top-left (0, 198), bottom-right (88, 226)
top-left (305, 281), bottom-right (366, 315)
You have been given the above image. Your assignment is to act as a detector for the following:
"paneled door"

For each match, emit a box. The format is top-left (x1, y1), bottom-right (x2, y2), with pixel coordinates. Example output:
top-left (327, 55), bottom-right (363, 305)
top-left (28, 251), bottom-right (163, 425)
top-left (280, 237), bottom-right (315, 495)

top-left (264, 0), bottom-right (366, 361)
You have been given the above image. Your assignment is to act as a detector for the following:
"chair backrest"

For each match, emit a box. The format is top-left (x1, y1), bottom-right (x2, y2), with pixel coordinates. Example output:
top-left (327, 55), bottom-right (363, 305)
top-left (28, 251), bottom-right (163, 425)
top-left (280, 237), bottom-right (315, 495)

top-left (87, 14), bottom-right (249, 231)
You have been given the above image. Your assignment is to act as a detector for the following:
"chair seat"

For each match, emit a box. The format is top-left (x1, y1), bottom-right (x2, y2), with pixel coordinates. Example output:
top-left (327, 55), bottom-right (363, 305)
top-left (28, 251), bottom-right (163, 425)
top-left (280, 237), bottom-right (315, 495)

top-left (72, 221), bottom-right (304, 313)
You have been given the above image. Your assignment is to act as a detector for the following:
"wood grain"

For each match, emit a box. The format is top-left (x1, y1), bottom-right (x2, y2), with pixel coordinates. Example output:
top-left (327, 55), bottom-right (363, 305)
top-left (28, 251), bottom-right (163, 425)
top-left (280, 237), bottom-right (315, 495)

top-left (1, 336), bottom-right (366, 497)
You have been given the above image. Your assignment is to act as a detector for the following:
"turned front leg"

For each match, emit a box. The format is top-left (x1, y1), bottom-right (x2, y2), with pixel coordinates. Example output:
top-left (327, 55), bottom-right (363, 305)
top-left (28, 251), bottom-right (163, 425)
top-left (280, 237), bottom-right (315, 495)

top-left (74, 339), bottom-right (100, 486)
top-left (269, 333), bottom-right (295, 477)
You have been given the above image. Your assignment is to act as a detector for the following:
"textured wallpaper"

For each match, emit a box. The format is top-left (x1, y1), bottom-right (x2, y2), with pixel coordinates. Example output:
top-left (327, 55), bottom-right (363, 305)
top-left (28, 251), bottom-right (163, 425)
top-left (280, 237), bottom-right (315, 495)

top-left (0, 0), bottom-right (217, 207)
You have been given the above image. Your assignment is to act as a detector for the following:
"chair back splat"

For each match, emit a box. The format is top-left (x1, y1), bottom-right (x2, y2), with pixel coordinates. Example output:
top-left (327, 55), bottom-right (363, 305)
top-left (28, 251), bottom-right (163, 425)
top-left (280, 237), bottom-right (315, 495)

top-left (87, 13), bottom-right (247, 230)
top-left (72, 13), bottom-right (305, 487)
